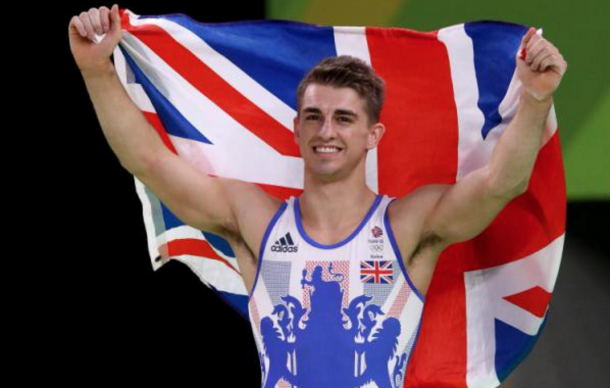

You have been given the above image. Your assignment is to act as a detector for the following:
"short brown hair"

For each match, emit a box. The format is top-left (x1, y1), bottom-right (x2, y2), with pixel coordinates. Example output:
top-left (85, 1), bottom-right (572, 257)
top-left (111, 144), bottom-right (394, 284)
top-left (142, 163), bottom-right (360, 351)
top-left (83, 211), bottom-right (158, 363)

top-left (295, 55), bottom-right (386, 127)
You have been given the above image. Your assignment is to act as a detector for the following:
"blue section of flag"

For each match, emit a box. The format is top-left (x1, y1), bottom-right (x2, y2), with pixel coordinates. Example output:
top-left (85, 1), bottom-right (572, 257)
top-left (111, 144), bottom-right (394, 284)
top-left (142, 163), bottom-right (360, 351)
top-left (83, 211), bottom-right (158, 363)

top-left (494, 310), bottom-right (549, 382)
top-left (203, 231), bottom-right (235, 257)
top-left (161, 202), bottom-right (185, 230)
top-left (143, 15), bottom-right (337, 110)
top-left (464, 21), bottom-right (528, 140)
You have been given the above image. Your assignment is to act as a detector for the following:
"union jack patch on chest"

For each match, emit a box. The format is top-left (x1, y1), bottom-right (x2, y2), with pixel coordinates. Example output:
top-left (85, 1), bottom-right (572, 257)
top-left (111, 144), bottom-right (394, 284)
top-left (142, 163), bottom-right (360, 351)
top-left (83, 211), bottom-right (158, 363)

top-left (360, 260), bottom-right (394, 284)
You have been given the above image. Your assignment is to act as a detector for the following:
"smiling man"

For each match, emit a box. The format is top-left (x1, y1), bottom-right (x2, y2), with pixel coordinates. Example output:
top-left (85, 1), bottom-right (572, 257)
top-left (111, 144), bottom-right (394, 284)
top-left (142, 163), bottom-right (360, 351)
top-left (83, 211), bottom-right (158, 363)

top-left (70, 6), bottom-right (567, 386)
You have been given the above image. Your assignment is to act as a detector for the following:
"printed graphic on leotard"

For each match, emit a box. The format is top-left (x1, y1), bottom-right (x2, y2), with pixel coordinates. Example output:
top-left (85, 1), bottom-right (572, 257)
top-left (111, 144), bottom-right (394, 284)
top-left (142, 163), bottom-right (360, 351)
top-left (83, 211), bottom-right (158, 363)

top-left (249, 195), bottom-right (424, 388)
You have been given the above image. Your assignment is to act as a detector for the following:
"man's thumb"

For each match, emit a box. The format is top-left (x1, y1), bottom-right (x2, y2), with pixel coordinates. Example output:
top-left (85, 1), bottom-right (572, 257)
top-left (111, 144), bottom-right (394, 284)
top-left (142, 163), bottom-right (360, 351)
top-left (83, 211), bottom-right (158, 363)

top-left (110, 4), bottom-right (121, 33)
top-left (103, 4), bottom-right (123, 47)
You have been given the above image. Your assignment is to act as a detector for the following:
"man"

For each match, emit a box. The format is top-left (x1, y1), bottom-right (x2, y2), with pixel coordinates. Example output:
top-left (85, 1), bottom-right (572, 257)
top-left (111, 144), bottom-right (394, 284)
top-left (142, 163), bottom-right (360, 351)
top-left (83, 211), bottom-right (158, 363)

top-left (70, 5), bottom-right (567, 387)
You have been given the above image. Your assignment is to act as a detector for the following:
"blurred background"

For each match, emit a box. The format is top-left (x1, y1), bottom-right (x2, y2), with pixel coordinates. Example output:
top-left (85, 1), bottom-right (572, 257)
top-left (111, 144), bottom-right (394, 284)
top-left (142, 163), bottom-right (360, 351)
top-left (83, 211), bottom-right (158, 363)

top-left (59, 0), bottom-right (608, 386)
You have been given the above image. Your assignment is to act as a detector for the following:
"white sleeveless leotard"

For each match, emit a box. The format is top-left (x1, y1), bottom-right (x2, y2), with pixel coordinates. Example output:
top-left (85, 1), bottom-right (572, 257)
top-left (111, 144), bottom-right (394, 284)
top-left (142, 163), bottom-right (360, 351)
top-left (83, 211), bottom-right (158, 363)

top-left (248, 193), bottom-right (425, 388)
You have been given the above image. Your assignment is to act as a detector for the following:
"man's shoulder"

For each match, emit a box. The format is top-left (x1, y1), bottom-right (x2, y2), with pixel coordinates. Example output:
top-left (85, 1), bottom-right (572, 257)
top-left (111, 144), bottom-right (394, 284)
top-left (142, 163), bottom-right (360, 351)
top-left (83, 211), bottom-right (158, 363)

top-left (387, 184), bottom-right (451, 216)
top-left (386, 185), bottom-right (451, 255)
top-left (220, 178), bottom-right (284, 241)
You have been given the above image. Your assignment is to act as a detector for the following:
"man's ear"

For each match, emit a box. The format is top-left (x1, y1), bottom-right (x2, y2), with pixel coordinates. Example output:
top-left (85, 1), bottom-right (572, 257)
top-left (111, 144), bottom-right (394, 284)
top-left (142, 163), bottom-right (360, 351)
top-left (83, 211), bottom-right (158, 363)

top-left (367, 122), bottom-right (385, 150)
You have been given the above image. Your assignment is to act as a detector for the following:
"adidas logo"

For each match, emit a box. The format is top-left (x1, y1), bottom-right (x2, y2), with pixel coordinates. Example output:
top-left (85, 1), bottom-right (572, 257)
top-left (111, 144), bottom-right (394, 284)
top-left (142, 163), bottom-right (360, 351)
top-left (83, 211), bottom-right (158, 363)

top-left (271, 232), bottom-right (298, 253)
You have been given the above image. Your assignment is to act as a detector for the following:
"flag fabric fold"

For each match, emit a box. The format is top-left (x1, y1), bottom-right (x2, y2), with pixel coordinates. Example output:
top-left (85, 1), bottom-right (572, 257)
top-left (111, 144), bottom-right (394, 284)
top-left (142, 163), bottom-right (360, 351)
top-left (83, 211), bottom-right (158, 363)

top-left (110, 8), bottom-right (565, 387)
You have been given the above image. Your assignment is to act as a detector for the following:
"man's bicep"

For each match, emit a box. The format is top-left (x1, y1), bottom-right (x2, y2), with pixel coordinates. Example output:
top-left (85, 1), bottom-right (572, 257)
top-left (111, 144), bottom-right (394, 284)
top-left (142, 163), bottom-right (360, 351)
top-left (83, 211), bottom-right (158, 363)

top-left (135, 149), bottom-right (240, 237)
top-left (421, 165), bottom-right (523, 246)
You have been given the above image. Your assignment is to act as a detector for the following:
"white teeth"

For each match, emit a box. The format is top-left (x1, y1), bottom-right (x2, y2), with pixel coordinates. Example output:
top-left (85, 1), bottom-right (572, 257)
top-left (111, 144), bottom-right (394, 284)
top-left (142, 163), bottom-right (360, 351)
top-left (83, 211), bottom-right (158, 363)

top-left (315, 146), bottom-right (340, 153)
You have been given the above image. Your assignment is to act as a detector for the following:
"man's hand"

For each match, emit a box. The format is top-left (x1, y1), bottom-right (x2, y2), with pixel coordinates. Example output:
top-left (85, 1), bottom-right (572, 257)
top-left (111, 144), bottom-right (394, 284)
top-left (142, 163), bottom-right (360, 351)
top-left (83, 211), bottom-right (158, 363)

top-left (68, 4), bottom-right (122, 75)
top-left (517, 27), bottom-right (568, 102)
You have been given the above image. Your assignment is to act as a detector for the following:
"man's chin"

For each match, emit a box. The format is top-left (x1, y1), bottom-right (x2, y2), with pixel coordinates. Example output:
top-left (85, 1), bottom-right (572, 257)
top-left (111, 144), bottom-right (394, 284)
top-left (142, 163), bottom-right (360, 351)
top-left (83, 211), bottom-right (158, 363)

top-left (308, 165), bottom-right (345, 181)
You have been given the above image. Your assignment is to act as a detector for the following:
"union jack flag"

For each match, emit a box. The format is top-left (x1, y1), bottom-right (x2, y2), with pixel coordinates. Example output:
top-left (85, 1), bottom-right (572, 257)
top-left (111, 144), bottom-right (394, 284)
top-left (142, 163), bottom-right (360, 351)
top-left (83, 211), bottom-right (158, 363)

top-left (361, 260), bottom-right (394, 284)
top-left (110, 8), bottom-right (565, 387)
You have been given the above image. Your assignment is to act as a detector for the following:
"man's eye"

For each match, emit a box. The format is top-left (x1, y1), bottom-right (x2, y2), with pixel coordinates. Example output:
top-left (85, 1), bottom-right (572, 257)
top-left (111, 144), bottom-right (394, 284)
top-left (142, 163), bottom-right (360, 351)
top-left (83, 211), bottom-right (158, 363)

top-left (304, 115), bottom-right (350, 122)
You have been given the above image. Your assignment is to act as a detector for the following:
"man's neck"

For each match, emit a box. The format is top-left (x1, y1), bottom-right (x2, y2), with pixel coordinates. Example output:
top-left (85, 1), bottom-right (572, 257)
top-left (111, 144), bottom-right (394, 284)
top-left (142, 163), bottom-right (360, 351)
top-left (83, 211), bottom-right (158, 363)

top-left (299, 174), bottom-right (378, 232)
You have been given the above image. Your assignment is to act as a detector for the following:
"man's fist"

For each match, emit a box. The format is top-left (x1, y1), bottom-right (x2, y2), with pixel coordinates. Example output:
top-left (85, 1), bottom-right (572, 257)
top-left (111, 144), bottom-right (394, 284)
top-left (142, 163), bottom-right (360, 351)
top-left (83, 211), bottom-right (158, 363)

top-left (68, 4), bottom-right (122, 75)
top-left (516, 27), bottom-right (568, 102)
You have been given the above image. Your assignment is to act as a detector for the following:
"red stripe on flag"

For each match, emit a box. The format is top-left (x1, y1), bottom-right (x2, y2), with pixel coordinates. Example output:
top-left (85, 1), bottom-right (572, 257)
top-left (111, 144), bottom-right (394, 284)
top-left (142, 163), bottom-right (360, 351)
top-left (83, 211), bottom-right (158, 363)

top-left (143, 112), bottom-right (178, 154)
top-left (119, 10), bottom-right (300, 157)
top-left (366, 27), bottom-right (459, 196)
top-left (410, 245), bottom-right (470, 388)
top-left (161, 238), bottom-right (241, 275)
top-left (503, 286), bottom-right (552, 318)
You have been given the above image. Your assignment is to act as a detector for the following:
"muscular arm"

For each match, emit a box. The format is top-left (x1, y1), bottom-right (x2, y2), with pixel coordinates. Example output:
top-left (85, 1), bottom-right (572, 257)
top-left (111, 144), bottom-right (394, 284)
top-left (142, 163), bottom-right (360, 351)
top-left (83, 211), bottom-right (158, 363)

top-left (72, 7), bottom-right (278, 260)
top-left (416, 91), bottom-right (552, 250)
top-left (410, 167), bottom-right (523, 253)
top-left (408, 27), bottom-right (565, 253)
top-left (137, 149), bottom-right (241, 237)
top-left (81, 62), bottom-right (257, 239)
top-left (81, 63), bottom-right (164, 176)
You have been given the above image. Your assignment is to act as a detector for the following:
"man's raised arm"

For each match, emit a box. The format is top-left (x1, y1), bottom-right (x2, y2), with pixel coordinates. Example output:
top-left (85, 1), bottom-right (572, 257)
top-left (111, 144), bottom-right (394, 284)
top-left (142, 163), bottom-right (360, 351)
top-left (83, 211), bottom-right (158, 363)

top-left (69, 5), bottom-right (244, 238)
top-left (70, 4), bottom-right (158, 176)
top-left (415, 27), bottom-right (568, 248)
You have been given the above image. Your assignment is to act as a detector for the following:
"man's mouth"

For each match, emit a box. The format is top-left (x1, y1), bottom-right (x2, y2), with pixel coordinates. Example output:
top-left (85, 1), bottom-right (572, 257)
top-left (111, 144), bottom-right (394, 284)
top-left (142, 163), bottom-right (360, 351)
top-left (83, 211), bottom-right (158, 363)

top-left (313, 145), bottom-right (343, 154)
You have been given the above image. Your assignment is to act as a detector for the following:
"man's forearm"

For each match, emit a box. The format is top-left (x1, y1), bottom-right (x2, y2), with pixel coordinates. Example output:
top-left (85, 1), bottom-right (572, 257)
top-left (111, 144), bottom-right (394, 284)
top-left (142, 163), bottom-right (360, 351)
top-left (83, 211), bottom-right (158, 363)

top-left (487, 91), bottom-right (553, 196)
top-left (81, 62), bottom-right (166, 176)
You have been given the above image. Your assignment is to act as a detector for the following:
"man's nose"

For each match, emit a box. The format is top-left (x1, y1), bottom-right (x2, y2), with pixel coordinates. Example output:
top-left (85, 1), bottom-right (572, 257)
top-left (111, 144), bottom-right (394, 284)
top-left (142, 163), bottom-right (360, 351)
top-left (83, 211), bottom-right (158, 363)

top-left (319, 118), bottom-right (336, 138)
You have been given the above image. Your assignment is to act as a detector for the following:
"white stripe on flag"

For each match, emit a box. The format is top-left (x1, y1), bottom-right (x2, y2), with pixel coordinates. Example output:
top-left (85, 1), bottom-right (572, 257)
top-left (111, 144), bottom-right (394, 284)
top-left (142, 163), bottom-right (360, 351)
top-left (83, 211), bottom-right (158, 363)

top-left (438, 24), bottom-right (492, 182)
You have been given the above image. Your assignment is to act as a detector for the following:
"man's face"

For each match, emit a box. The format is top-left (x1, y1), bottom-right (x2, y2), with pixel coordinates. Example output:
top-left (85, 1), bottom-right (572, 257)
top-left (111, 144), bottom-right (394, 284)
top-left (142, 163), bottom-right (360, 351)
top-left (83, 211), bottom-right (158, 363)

top-left (294, 83), bottom-right (384, 181)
